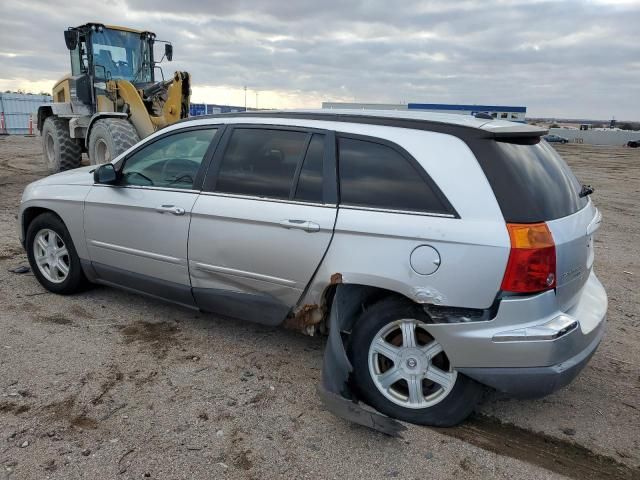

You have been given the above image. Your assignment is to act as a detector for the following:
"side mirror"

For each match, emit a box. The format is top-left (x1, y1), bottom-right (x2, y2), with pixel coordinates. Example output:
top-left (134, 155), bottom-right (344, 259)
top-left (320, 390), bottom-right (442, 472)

top-left (165, 43), bottom-right (173, 62)
top-left (94, 163), bottom-right (117, 184)
top-left (64, 29), bottom-right (79, 50)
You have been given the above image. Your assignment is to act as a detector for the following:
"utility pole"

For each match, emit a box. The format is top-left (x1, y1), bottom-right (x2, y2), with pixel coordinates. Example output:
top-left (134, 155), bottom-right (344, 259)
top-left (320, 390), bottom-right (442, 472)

top-left (244, 86), bottom-right (247, 111)
top-left (255, 91), bottom-right (259, 109)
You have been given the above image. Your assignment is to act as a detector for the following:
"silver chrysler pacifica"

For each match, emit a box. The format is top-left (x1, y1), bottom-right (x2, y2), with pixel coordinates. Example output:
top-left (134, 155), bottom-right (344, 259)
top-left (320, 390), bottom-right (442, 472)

top-left (19, 110), bottom-right (607, 431)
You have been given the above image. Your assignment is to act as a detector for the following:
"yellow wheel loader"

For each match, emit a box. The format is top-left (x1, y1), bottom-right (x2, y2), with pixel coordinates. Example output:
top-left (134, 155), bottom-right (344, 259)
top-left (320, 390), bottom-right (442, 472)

top-left (38, 23), bottom-right (190, 172)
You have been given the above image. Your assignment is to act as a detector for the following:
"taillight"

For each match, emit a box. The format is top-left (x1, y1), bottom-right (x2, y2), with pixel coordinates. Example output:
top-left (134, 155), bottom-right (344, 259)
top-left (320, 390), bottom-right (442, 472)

top-left (501, 223), bottom-right (556, 293)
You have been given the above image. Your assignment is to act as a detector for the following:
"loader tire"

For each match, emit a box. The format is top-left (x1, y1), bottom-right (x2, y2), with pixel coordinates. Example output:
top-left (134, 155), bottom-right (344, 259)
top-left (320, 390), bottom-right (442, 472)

top-left (88, 118), bottom-right (140, 165)
top-left (42, 116), bottom-right (82, 173)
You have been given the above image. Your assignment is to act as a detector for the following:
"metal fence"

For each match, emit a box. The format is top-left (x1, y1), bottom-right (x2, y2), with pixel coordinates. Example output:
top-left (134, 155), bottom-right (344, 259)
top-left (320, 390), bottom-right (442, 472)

top-left (0, 92), bottom-right (52, 135)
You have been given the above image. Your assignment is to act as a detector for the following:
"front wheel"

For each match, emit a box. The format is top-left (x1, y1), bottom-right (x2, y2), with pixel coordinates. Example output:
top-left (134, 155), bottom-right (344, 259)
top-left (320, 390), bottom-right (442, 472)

top-left (348, 297), bottom-right (482, 426)
top-left (26, 213), bottom-right (89, 294)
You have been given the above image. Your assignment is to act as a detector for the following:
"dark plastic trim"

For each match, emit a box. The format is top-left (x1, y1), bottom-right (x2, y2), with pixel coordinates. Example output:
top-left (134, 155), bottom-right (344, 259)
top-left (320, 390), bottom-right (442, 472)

top-left (192, 287), bottom-right (290, 326)
top-left (90, 261), bottom-right (197, 309)
top-left (319, 284), bottom-right (406, 436)
top-left (177, 111), bottom-right (492, 139)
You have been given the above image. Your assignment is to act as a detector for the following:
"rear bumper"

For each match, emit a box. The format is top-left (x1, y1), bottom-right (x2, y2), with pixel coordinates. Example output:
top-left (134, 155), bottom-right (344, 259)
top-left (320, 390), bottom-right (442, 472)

top-left (425, 271), bottom-right (607, 397)
top-left (458, 316), bottom-right (605, 397)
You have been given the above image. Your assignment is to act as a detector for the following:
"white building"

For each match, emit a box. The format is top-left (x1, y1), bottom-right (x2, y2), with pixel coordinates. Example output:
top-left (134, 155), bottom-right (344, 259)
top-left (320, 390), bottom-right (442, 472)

top-left (322, 102), bottom-right (527, 122)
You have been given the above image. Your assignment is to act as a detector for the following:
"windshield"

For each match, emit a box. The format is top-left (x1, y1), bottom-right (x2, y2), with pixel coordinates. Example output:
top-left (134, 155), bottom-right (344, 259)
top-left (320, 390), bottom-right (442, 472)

top-left (91, 28), bottom-right (152, 83)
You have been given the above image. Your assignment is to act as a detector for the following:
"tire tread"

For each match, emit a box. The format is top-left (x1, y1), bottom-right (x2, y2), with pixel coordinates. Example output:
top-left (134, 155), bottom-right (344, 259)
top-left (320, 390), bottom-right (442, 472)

top-left (89, 118), bottom-right (140, 164)
top-left (42, 116), bottom-right (82, 172)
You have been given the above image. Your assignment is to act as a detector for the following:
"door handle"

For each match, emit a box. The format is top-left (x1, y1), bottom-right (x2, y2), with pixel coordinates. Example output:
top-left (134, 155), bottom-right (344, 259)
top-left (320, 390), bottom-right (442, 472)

top-left (156, 205), bottom-right (185, 215)
top-left (279, 219), bottom-right (321, 233)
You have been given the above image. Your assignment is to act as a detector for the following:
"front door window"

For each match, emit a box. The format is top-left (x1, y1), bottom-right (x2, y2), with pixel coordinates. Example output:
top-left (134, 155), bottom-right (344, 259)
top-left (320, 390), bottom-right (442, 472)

top-left (120, 128), bottom-right (217, 189)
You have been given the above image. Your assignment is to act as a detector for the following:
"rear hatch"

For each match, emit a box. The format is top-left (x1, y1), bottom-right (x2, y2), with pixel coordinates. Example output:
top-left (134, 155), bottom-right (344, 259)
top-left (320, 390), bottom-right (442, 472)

top-left (474, 137), bottom-right (598, 311)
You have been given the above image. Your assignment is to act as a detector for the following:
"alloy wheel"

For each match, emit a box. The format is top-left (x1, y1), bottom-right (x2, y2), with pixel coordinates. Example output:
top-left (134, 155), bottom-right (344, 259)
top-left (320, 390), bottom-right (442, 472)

top-left (33, 229), bottom-right (70, 284)
top-left (368, 319), bottom-right (457, 409)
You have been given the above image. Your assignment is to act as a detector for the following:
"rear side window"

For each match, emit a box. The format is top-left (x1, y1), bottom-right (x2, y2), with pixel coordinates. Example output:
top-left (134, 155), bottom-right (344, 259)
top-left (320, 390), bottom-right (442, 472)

top-left (215, 128), bottom-right (309, 199)
top-left (478, 140), bottom-right (587, 222)
top-left (338, 137), bottom-right (451, 214)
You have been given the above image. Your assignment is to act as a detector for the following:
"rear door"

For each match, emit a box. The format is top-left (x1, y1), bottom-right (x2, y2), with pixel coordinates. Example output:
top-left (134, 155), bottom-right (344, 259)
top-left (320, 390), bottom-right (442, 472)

top-left (188, 125), bottom-right (337, 325)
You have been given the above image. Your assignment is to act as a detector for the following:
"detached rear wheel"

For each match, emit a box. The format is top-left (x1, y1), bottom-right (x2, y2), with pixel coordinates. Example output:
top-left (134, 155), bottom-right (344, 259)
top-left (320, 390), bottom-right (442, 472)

top-left (348, 297), bottom-right (482, 427)
top-left (88, 118), bottom-right (140, 165)
top-left (41, 116), bottom-right (82, 173)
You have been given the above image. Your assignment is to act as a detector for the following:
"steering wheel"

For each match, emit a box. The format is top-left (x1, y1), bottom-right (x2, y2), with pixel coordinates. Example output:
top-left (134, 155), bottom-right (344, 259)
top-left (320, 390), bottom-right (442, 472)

top-left (160, 158), bottom-right (200, 187)
top-left (124, 171), bottom-right (154, 186)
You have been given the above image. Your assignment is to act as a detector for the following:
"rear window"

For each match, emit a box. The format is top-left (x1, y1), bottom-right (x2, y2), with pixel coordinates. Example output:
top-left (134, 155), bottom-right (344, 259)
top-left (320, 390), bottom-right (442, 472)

top-left (477, 139), bottom-right (588, 222)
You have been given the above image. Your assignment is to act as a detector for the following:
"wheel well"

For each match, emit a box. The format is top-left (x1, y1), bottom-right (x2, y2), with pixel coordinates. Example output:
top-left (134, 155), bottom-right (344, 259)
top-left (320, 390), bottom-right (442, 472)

top-left (37, 106), bottom-right (53, 133)
top-left (321, 283), bottom-right (408, 331)
top-left (320, 283), bottom-right (498, 335)
top-left (21, 207), bottom-right (61, 245)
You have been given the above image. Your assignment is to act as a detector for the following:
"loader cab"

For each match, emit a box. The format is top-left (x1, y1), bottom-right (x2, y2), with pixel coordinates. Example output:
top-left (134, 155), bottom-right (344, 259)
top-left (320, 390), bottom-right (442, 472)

top-left (66, 24), bottom-right (157, 90)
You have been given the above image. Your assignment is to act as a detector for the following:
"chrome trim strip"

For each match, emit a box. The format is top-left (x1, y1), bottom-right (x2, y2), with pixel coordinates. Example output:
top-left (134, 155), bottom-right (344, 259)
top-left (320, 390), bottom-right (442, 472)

top-left (492, 315), bottom-right (579, 342)
top-left (89, 240), bottom-right (183, 264)
top-left (191, 261), bottom-right (297, 287)
top-left (341, 205), bottom-right (456, 218)
top-left (198, 191), bottom-right (336, 208)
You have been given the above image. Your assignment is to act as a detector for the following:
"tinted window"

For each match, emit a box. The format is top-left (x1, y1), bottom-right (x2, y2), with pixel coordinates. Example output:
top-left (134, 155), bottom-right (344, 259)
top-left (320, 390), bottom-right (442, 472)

top-left (338, 137), bottom-right (449, 213)
top-left (295, 134), bottom-right (324, 202)
top-left (478, 139), bottom-right (588, 222)
top-left (216, 129), bottom-right (309, 199)
top-left (120, 128), bottom-right (216, 189)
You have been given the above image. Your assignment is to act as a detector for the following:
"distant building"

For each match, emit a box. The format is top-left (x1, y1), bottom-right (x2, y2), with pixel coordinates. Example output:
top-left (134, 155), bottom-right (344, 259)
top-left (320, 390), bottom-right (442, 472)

top-left (189, 103), bottom-right (247, 116)
top-left (322, 101), bottom-right (527, 122)
top-left (322, 102), bottom-right (407, 111)
top-left (408, 103), bottom-right (526, 122)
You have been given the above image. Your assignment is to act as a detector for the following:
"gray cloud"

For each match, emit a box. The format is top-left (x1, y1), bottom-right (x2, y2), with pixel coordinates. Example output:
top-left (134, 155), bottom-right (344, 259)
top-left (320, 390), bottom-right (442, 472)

top-left (1, 0), bottom-right (638, 119)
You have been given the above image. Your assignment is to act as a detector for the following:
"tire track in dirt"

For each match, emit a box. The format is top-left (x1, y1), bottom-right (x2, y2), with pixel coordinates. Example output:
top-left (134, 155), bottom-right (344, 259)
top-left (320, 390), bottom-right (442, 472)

top-left (436, 414), bottom-right (639, 480)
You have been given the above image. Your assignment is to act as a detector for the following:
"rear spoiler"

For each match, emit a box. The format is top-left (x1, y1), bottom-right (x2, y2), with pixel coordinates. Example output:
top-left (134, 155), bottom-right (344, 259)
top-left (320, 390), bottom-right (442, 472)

top-left (481, 122), bottom-right (549, 139)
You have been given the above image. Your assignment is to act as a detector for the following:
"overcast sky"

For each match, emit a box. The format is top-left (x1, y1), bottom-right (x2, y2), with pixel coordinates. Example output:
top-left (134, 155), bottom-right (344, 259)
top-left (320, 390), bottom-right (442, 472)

top-left (1, 0), bottom-right (638, 119)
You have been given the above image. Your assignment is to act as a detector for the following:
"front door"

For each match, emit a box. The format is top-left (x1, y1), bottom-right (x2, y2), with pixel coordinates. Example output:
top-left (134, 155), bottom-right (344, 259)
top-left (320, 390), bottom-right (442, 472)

top-left (188, 126), bottom-right (338, 324)
top-left (84, 126), bottom-right (220, 307)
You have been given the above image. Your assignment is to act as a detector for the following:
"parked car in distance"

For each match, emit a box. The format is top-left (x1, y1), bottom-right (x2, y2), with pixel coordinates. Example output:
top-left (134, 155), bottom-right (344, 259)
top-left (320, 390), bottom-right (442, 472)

top-left (627, 140), bottom-right (640, 148)
top-left (18, 110), bottom-right (607, 428)
top-left (544, 133), bottom-right (569, 143)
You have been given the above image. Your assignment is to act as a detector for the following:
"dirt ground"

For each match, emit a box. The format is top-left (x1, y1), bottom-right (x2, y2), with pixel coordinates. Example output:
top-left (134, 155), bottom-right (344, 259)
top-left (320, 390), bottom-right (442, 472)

top-left (0, 135), bottom-right (638, 480)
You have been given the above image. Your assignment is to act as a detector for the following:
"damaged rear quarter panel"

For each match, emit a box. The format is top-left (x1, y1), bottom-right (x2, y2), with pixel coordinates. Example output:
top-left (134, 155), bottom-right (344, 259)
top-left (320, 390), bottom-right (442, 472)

top-left (299, 209), bottom-right (509, 314)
